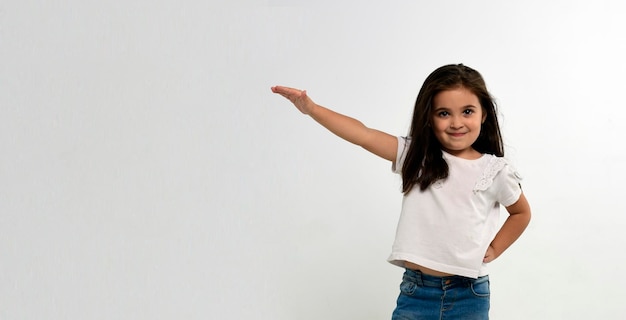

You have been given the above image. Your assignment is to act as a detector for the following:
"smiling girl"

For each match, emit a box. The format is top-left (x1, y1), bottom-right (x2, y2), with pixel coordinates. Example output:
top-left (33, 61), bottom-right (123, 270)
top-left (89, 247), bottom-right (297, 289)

top-left (271, 64), bottom-right (531, 320)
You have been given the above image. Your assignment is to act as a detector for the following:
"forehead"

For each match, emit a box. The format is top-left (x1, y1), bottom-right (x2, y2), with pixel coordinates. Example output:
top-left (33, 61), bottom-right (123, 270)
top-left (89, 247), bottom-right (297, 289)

top-left (432, 87), bottom-right (481, 109)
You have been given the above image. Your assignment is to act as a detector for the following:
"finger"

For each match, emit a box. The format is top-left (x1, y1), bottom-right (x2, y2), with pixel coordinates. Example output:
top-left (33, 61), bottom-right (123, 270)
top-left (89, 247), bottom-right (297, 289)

top-left (272, 85), bottom-right (295, 94)
top-left (274, 85), bottom-right (300, 91)
top-left (272, 85), bottom-right (305, 96)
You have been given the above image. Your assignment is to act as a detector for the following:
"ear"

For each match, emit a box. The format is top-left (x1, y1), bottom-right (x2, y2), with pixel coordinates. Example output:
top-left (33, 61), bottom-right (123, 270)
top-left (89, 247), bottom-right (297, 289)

top-left (481, 110), bottom-right (487, 124)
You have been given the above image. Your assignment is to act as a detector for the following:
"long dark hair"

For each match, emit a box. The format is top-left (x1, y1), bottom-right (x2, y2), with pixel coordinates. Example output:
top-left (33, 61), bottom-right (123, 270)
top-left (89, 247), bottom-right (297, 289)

top-left (401, 64), bottom-right (504, 193)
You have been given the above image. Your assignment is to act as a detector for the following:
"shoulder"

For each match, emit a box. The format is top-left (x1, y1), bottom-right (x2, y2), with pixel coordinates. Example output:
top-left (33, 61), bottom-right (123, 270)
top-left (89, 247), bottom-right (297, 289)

top-left (474, 155), bottom-right (522, 192)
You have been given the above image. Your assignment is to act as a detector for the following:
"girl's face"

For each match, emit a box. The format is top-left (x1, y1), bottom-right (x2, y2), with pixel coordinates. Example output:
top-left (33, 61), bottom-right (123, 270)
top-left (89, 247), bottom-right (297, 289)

top-left (431, 87), bottom-right (486, 159)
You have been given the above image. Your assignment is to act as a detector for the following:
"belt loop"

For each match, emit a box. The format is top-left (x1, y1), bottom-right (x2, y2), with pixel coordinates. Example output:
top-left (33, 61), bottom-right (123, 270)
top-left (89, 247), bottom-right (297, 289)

top-left (415, 269), bottom-right (424, 287)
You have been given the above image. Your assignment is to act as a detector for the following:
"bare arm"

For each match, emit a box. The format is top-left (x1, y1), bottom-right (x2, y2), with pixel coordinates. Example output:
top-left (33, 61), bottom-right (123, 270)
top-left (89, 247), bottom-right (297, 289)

top-left (271, 86), bottom-right (397, 161)
top-left (483, 193), bottom-right (532, 263)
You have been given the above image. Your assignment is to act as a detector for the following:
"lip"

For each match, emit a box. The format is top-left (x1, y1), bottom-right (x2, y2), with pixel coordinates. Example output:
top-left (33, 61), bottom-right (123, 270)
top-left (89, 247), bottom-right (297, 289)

top-left (448, 132), bottom-right (466, 137)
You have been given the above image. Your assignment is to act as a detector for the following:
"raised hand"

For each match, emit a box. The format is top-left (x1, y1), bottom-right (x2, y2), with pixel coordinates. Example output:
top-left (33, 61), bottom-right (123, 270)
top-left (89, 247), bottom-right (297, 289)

top-left (271, 85), bottom-right (397, 161)
top-left (271, 86), bottom-right (316, 115)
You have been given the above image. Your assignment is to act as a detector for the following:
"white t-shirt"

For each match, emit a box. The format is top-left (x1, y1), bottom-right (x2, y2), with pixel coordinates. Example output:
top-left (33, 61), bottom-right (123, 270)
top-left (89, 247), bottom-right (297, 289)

top-left (388, 136), bottom-right (522, 278)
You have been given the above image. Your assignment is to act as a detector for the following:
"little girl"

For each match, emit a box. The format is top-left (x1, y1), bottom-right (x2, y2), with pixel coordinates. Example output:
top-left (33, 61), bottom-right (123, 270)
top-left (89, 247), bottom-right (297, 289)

top-left (271, 64), bottom-right (531, 320)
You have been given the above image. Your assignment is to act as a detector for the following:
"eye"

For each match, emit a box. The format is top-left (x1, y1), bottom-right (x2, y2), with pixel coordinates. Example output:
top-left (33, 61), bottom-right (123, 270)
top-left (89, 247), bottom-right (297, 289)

top-left (463, 109), bottom-right (475, 115)
top-left (437, 111), bottom-right (450, 117)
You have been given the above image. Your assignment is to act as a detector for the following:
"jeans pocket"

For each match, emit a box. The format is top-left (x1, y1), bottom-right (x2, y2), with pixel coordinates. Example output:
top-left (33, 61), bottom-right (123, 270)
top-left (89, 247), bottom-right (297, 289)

top-left (399, 278), bottom-right (418, 296)
top-left (470, 278), bottom-right (490, 298)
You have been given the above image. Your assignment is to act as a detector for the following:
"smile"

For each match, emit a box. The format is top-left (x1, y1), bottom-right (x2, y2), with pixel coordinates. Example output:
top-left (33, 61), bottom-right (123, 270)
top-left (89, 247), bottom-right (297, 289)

top-left (448, 133), bottom-right (466, 137)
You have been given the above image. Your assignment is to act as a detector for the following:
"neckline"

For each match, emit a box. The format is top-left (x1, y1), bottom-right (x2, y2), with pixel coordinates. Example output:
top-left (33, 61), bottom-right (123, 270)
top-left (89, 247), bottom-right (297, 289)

top-left (441, 149), bottom-right (487, 162)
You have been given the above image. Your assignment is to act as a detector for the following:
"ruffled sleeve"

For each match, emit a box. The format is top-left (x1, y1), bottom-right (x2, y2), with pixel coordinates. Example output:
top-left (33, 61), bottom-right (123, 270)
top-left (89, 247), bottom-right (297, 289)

top-left (473, 156), bottom-right (523, 207)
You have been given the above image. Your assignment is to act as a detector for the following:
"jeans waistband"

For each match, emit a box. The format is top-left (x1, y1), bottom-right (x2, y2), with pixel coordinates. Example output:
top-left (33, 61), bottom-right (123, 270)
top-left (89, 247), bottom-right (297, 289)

top-left (403, 268), bottom-right (488, 290)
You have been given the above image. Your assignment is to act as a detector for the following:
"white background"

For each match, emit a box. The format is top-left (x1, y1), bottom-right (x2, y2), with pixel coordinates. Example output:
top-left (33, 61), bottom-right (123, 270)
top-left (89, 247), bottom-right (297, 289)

top-left (2, 1), bottom-right (625, 319)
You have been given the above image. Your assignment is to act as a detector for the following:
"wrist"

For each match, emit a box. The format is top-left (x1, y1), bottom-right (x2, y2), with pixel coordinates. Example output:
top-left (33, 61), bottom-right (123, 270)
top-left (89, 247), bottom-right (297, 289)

top-left (306, 103), bottom-right (323, 118)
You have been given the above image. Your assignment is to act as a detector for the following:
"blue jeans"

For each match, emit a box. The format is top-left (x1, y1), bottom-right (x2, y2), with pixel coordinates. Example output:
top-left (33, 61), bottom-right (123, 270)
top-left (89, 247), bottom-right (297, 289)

top-left (391, 269), bottom-right (490, 320)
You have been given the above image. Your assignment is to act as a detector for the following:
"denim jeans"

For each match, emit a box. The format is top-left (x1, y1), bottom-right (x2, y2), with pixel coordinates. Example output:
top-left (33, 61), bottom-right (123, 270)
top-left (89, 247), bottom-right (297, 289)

top-left (391, 268), bottom-right (490, 320)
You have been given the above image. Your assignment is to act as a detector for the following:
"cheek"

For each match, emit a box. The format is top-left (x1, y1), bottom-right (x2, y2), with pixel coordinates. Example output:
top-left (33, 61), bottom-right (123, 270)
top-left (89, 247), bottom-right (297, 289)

top-left (431, 118), bottom-right (447, 132)
top-left (432, 124), bottom-right (446, 137)
top-left (472, 120), bottom-right (483, 130)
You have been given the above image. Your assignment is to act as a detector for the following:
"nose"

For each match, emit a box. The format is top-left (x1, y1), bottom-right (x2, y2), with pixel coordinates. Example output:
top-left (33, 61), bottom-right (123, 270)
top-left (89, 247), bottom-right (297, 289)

top-left (450, 116), bottom-right (464, 129)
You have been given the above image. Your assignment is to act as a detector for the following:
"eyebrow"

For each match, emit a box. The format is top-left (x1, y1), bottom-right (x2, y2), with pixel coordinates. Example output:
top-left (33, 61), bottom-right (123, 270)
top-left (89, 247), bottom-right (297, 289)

top-left (433, 104), bottom-right (479, 111)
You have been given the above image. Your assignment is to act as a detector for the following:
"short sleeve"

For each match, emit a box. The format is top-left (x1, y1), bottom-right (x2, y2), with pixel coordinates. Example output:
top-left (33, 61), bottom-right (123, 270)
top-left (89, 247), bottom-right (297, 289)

top-left (494, 161), bottom-right (523, 207)
top-left (391, 136), bottom-right (410, 174)
top-left (473, 157), bottom-right (523, 207)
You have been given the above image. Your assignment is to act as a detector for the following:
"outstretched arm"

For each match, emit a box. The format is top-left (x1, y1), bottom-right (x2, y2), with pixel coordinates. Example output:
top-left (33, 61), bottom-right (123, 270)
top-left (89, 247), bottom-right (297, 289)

top-left (483, 193), bottom-right (532, 263)
top-left (271, 86), bottom-right (397, 162)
